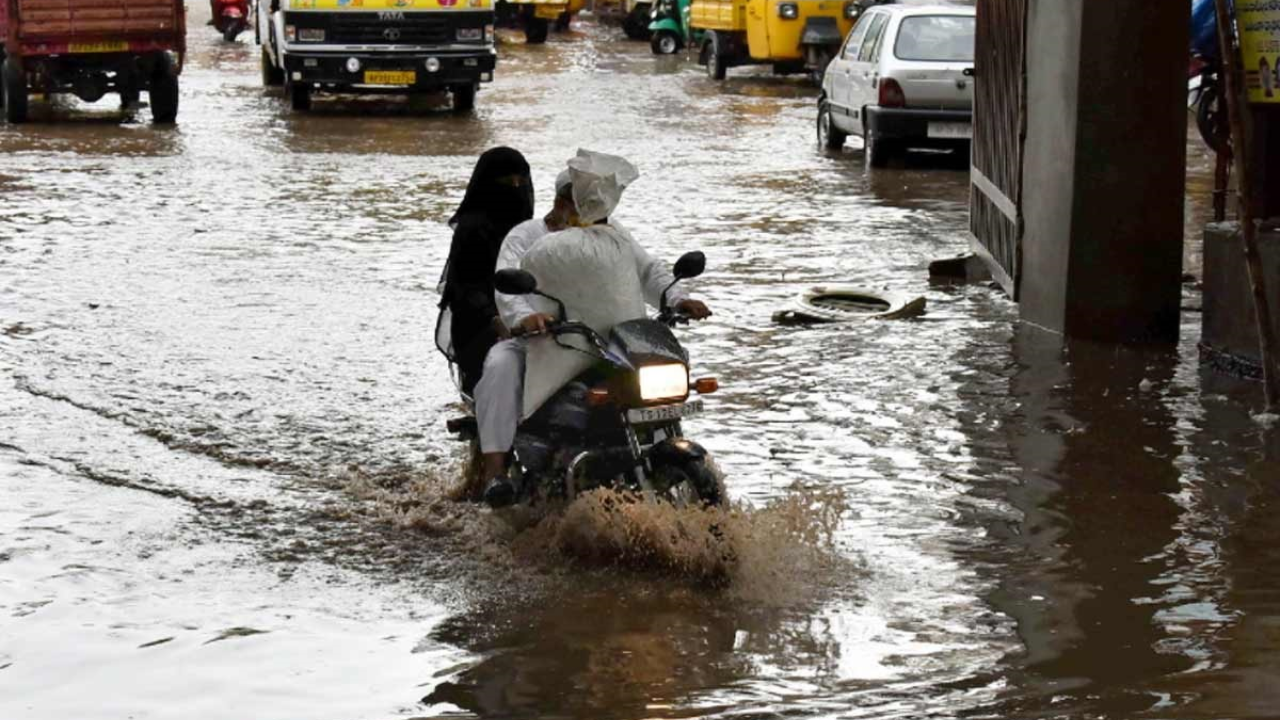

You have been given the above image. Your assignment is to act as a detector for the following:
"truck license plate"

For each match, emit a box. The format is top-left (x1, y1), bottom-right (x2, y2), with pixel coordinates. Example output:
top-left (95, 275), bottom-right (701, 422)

top-left (928, 121), bottom-right (972, 140)
top-left (363, 70), bottom-right (416, 86)
top-left (535, 5), bottom-right (563, 18)
top-left (627, 399), bottom-right (704, 425)
top-left (68, 41), bottom-right (129, 54)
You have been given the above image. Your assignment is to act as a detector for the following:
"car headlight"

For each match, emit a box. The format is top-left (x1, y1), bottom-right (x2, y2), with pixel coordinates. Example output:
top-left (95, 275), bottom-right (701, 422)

top-left (457, 27), bottom-right (483, 41)
top-left (639, 364), bottom-right (689, 402)
top-left (298, 27), bottom-right (325, 42)
top-left (778, 2), bottom-right (798, 19)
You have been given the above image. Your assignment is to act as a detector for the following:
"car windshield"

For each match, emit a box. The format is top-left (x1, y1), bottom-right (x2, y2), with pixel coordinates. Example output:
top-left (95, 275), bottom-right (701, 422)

top-left (894, 15), bottom-right (975, 62)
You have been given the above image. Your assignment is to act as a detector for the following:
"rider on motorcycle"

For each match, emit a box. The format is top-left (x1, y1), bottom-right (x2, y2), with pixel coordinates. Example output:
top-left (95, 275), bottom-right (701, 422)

top-left (475, 150), bottom-right (711, 507)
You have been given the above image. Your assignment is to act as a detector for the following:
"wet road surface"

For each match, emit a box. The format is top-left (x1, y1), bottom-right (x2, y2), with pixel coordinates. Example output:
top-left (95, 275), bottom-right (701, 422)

top-left (3, 9), bottom-right (1280, 720)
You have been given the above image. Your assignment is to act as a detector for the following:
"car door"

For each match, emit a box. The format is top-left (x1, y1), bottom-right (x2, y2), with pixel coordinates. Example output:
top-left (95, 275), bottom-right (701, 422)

top-left (824, 12), bottom-right (875, 131)
top-left (847, 11), bottom-right (890, 136)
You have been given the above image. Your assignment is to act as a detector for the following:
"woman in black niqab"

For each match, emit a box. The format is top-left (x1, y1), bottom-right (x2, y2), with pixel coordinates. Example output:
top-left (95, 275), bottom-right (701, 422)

top-left (440, 147), bottom-right (535, 393)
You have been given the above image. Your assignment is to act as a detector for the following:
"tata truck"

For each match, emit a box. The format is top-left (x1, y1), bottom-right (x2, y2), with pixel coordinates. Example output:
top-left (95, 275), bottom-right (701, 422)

top-left (257, 0), bottom-right (496, 112)
top-left (1, 0), bottom-right (185, 124)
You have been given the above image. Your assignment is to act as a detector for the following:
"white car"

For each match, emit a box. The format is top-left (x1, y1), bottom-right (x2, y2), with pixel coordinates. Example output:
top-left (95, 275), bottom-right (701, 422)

top-left (817, 3), bottom-right (975, 167)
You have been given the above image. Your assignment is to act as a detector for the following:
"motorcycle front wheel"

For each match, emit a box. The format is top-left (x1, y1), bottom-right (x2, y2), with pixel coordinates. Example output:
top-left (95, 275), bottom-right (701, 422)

top-left (655, 458), bottom-right (723, 508)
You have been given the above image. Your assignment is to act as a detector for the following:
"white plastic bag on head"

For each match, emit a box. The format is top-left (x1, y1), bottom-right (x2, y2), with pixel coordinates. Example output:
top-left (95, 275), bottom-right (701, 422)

top-left (518, 224), bottom-right (646, 418)
top-left (567, 149), bottom-right (639, 225)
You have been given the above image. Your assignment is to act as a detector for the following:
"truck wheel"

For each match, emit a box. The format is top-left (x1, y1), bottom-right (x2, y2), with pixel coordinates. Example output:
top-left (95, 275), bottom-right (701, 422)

top-left (650, 30), bottom-right (680, 55)
top-left (554, 10), bottom-right (571, 31)
top-left (452, 83), bottom-right (477, 113)
top-left (149, 54), bottom-right (180, 124)
top-left (286, 79), bottom-right (311, 111)
top-left (817, 99), bottom-right (845, 150)
top-left (525, 17), bottom-right (549, 44)
top-left (3, 56), bottom-right (29, 124)
top-left (261, 47), bottom-right (284, 87)
top-left (704, 31), bottom-right (727, 81)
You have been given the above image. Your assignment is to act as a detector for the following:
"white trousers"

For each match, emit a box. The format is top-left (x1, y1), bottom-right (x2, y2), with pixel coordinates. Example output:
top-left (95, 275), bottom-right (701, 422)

top-left (475, 338), bottom-right (526, 454)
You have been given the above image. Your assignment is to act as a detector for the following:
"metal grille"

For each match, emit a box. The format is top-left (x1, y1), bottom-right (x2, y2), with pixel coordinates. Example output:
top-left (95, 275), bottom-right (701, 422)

top-left (328, 13), bottom-right (451, 45)
top-left (969, 0), bottom-right (1027, 297)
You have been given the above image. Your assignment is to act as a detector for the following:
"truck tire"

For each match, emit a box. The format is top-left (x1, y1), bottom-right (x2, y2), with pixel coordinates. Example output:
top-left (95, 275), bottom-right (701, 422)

top-left (3, 56), bottom-right (29, 124)
top-left (286, 79), bottom-right (311, 111)
top-left (525, 17), bottom-right (549, 44)
top-left (704, 31), bottom-right (727, 81)
top-left (150, 54), bottom-right (180, 124)
top-left (554, 10), bottom-right (571, 31)
top-left (261, 47), bottom-right (284, 87)
top-left (452, 83), bottom-right (477, 112)
top-left (622, 3), bottom-right (651, 40)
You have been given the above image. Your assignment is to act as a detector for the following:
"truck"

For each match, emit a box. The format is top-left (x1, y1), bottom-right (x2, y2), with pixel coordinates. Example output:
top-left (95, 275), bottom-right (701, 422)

top-left (257, 0), bottom-right (497, 113)
top-left (1, 0), bottom-right (185, 124)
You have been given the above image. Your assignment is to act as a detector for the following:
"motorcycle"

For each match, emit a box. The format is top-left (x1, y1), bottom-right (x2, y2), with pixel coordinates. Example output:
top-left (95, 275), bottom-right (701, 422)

top-left (212, 0), bottom-right (250, 43)
top-left (445, 251), bottom-right (725, 509)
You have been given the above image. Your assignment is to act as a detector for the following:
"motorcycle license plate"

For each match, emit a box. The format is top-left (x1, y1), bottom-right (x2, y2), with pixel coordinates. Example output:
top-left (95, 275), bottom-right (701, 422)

top-left (627, 399), bottom-right (703, 425)
top-left (363, 70), bottom-right (416, 86)
top-left (535, 5), bottom-right (563, 18)
top-left (69, 41), bottom-right (129, 54)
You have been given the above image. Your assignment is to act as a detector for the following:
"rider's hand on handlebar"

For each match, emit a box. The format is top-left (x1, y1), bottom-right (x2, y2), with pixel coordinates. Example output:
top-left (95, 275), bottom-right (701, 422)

top-left (517, 313), bottom-right (557, 336)
top-left (675, 299), bottom-right (712, 320)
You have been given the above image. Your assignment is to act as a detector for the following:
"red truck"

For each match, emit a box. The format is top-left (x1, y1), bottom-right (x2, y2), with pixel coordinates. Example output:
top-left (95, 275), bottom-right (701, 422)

top-left (1, 0), bottom-right (185, 124)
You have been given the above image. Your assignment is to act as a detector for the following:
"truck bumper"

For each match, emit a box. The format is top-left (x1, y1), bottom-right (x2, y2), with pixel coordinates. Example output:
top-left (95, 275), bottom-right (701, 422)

top-left (282, 49), bottom-right (496, 89)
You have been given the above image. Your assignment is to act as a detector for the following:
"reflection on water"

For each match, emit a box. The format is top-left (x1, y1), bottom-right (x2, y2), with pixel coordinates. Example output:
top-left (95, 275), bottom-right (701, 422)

top-left (2, 8), bottom-right (1280, 720)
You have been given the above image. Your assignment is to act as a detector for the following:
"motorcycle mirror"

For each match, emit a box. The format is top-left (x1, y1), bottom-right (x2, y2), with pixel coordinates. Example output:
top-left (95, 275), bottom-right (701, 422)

top-left (494, 269), bottom-right (538, 295)
top-left (672, 251), bottom-right (706, 281)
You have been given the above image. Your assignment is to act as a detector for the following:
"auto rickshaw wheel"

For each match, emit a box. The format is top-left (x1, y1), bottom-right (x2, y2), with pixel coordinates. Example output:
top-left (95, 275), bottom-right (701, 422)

top-left (149, 54), bottom-right (180, 124)
top-left (525, 17), bottom-right (550, 44)
top-left (704, 31), bottom-right (727, 81)
top-left (261, 47), bottom-right (284, 87)
top-left (651, 30), bottom-right (680, 55)
top-left (2, 56), bottom-right (29, 124)
top-left (817, 100), bottom-right (846, 150)
top-left (452, 83), bottom-right (477, 113)
top-left (622, 2), bottom-right (652, 40)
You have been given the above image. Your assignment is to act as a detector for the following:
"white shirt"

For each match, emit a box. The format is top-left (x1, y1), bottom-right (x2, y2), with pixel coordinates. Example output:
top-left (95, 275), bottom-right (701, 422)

top-left (493, 218), bottom-right (686, 330)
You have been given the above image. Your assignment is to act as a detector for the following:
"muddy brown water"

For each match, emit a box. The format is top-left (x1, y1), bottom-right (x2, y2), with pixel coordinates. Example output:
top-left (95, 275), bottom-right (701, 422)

top-left (3, 9), bottom-right (1279, 720)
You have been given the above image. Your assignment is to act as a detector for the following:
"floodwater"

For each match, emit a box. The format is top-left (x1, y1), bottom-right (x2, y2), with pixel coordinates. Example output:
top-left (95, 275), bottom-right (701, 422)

top-left (3, 9), bottom-right (1279, 720)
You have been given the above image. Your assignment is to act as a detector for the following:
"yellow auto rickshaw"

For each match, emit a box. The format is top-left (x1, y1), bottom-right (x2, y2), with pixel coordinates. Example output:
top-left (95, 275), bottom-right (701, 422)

top-left (691, 0), bottom-right (856, 82)
top-left (498, 0), bottom-right (588, 43)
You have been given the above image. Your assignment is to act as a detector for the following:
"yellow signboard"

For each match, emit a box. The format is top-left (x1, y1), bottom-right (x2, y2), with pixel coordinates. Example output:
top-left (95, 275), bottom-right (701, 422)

top-left (1239, 0), bottom-right (1280, 103)
top-left (288, 0), bottom-right (492, 9)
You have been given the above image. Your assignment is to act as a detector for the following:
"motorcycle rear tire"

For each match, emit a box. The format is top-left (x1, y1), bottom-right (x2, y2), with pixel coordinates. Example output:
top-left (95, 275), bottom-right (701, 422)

top-left (223, 25), bottom-right (241, 43)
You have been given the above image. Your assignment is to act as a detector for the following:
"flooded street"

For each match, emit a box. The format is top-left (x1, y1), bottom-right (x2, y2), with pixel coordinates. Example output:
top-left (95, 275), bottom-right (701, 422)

top-left (4, 8), bottom-right (1280, 720)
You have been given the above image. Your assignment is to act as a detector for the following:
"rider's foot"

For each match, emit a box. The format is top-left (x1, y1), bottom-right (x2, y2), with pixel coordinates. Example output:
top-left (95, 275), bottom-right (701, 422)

top-left (483, 475), bottom-right (516, 508)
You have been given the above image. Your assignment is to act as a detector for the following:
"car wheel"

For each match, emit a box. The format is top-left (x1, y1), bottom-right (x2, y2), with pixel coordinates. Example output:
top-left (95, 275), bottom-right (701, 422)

top-left (817, 100), bottom-right (846, 150)
top-left (866, 135), bottom-right (900, 168)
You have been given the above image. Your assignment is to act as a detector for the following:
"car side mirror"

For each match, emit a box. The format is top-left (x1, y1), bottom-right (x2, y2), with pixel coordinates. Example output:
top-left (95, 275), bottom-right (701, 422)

top-left (494, 269), bottom-right (538, 295)
top-left (672, 251), bottom-right (706, 281)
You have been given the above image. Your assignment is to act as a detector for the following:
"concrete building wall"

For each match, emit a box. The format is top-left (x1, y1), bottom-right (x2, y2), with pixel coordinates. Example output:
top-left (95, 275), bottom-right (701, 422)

top-left (1019, 0), bottom-right (1188, 344)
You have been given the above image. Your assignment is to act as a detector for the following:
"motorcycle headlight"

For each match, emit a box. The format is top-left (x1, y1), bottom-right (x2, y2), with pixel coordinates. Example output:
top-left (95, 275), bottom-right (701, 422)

top-left (639, 364), bottom-right (689, 402)
top-left (778, 2), bottom-right (798, 19)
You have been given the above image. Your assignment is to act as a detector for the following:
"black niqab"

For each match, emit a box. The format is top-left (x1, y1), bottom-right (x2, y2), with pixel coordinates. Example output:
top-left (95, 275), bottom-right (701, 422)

top-left (449, 146), bottom-right (534, 231)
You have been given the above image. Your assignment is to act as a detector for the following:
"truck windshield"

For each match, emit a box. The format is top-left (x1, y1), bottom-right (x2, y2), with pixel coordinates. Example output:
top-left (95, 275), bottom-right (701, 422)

top-left (894, 15), bottom-right (975, 63)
